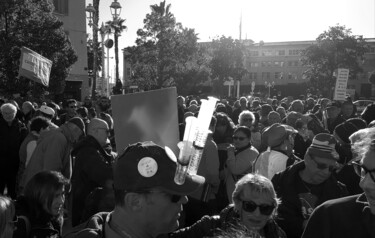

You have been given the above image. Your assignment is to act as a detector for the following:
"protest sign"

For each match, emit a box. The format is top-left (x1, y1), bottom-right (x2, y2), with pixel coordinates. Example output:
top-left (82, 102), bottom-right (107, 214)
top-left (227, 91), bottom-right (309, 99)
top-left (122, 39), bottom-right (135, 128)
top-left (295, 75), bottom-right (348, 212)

top-left (18, 47), bottom-right (52, 86)
top-left (111, 87), bottom-right (179, 154)
top-left (333, 68), bottom-right (349, 101)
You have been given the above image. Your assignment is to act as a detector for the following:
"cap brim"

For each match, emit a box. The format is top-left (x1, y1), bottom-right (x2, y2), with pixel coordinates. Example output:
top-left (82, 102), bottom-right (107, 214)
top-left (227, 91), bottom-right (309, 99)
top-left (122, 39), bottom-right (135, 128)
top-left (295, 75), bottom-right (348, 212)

top-left (159, 174), bottom-right (205, 196)
top-left (307, 147), bottom-right (338, 160)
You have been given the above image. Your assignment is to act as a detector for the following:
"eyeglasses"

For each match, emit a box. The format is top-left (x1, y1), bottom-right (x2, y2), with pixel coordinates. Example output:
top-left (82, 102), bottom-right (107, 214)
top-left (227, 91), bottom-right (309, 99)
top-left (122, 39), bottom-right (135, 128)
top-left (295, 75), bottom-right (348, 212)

top-left (69, 105), bottom-right (77, 109)
top-left (311, 157), bottom-right (337, 172)
top-left (242, 200), bottom-right (275, 216)
top-left (233, 136), bottom-right (247, 141)
top-left (351, 161), bottom-right (375, 183)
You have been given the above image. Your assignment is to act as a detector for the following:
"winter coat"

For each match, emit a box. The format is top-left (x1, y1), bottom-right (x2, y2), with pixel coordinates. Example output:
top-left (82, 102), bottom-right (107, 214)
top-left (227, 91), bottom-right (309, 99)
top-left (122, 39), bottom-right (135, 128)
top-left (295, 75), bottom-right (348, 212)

top-left (302, 194), bottom-right (375, 238)
top-left (271, 161), bottom-right (349, 238)
top-left (21, 125), bottom-right (74, 189)
top-left (171, 205), bottom-right (286, 238)
top-left (70, 135), bottom-right (115, 226)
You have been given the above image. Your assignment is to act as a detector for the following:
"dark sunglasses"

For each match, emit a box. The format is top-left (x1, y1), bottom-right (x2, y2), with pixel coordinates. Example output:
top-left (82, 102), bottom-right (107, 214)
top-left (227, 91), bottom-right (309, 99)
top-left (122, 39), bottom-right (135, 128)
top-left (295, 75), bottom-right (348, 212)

top-left (242, 200), bottom-right (275, 216)
top-left (311, 157), bottom-right (337, 172)
top-left (69, 105), bottom-right (77, 109)
top-left (351, 161), bottom-right (375, 183)
top-left (233, 136), bottom-right (246, 141)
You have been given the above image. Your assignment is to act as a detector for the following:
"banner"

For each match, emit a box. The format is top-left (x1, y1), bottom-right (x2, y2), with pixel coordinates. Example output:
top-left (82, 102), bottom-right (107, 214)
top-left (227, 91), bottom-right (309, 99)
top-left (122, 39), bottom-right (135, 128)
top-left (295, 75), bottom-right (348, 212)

top-left (333, 68), bottom-right (349, 101)
top-left (111, 87), bottom-right (179, 154)
top-left (18, 47), bottom-right (52, 86)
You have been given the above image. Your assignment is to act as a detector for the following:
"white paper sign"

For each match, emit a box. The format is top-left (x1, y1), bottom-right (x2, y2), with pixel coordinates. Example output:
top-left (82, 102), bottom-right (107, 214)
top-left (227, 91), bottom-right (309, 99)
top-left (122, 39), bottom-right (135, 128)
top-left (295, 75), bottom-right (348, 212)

top-left (333, 68), bottom-right (349, 101)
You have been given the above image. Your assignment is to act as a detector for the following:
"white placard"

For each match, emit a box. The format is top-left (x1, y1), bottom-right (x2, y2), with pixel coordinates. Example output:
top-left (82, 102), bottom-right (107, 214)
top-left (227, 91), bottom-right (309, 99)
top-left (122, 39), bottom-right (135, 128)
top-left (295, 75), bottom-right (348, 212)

top-left (333, 68), bottom-right (349, 101)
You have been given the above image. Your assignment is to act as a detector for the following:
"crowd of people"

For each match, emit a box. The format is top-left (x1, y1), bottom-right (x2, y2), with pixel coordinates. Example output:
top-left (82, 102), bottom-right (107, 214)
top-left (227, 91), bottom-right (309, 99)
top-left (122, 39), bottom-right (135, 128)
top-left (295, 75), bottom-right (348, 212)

top-left (0, 92), bottom-right (375, 238)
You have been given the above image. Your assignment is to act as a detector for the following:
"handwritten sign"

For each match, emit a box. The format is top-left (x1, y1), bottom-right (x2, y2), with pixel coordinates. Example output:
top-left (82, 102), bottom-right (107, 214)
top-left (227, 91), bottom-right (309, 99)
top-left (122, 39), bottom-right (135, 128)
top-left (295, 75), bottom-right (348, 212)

top-left (333, 68), bottom-right (349, 101)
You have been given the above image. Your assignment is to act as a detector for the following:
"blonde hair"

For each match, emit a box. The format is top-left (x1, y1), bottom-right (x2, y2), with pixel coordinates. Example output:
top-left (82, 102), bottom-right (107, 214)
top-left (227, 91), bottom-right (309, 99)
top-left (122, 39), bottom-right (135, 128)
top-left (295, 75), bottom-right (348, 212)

top-left (232, 174), bottom-right (280, 213)
top-left (0, 196), bottom-right (15, 238)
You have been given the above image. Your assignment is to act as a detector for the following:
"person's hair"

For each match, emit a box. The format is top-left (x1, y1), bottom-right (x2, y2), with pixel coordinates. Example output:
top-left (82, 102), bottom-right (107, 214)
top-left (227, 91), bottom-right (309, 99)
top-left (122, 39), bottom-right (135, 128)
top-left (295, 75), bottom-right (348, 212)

top-left (99, 112), bottom-right (113, 130)
top-left (64, 99), bottom-right (77, 108)
top-left (215, 112), bottom-right (235, 128)
top-left (260, 104), bottom-right (273, 117)
top-left (351, 127), bottom-right (375, 161)
top-left (238, 110), bottom-right (255, 125)
top-left (0, 196), bottom-right (15, 238)
top-left (24, 171), bottom-right (69, 222)
top-left (30, 116), bottom-right (49, 132)
top-left (295, 118), bottom-right (305, 130)
top-left (0, 103), bottom-right (17, 114)
top-left (215, 103), bottom-right (227, 114)
top-left (88, 107), bottom-right (97, 118)
top-left (232, 174), bottom-right (280, 217)
top-left (268, 111), bottom-right (280, 119)
top-left (234, 126), bottom-right (251, 139)
top-left (76, 107), bottom-right (88, 118)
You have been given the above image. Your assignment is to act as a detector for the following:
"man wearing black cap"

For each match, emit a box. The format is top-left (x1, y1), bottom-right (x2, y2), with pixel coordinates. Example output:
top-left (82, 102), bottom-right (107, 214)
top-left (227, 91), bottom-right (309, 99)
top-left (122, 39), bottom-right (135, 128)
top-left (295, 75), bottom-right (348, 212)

top-left (70, 141), bottom-right (205, 238)
top-left (20, 117), bottom-right (85, 191)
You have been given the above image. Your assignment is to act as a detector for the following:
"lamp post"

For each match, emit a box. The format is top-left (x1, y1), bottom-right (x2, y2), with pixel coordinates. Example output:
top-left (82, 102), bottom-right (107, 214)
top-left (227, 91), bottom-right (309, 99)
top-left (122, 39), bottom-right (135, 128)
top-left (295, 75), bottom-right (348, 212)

top-left (85, 3), bottom-right (98, 99)
top-left (265, 81), bottom-right (275, 98)
top-left (110, 0), bottom-right (123, 94)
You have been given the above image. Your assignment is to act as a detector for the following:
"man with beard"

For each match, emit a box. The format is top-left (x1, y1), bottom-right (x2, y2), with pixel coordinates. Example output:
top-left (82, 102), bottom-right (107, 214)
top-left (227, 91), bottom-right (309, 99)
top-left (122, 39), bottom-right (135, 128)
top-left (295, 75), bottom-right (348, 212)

top-left (20, 117), bottom-right (85, 191)
top-left (272, 133), bottom-right (348, 238)
top-left (302, 127), bottom-right (375, 238)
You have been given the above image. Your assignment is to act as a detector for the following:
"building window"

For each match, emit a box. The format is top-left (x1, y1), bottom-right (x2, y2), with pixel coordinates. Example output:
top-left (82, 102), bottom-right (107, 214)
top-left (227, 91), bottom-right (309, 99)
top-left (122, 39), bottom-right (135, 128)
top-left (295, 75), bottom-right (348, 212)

top-left (289, 49), bottom-right (300, 56)
top-left (249, 62), bottom-right (259, 68)
top-left (261, 61), bottom-right (266, 67)
top-left (262, 72), bottom-right (270, 80)
top-left (277, 50), bottom-right (285, 56)
top-left (53, 0), bottom-right (69, 15)
top-left (262, 50), bottom-right (273, 56)
top-left (275, 72), bottom-right (282, 80)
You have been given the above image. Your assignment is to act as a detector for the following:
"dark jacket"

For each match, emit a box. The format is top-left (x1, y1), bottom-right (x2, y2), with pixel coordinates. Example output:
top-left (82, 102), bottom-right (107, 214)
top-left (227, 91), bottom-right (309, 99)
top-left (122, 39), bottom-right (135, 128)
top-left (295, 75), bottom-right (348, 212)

top-left (71, 135), bottom-right (115, 226)
top-left (302, 194), bottom-right (375, 238)
top-left (0, 116), bottom-right (27, 168)
top-left (171, 205), bottom-right (286, 238)
top-left (271, 161), bottom-right (348, 238)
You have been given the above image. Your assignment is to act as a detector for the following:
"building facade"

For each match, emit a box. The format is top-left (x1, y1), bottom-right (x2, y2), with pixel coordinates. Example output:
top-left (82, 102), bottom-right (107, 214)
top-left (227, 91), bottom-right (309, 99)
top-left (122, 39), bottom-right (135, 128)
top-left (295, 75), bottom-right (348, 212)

top-left (122, 38), bottom-right (375, 99)
top-left (50, 0), bottom-right (89, 101)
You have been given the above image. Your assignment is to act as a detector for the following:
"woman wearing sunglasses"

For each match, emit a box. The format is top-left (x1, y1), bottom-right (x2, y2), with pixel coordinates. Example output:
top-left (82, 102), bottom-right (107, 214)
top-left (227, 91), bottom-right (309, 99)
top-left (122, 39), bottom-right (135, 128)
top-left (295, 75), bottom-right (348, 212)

top-left (302, 128), bottom-right (375, 238)
top-left (0, 196), bottom-right (16, 238)
top-left (225, 126), bottom-right (259, 201)
top-left (171, 173), bottom-right (286, 238)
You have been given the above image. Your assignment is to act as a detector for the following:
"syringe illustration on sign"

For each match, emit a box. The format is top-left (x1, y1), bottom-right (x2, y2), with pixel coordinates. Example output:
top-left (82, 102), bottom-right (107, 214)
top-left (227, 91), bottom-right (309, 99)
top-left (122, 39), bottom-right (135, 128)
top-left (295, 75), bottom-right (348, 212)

top-left (174, 97), bottom-right (218, 185)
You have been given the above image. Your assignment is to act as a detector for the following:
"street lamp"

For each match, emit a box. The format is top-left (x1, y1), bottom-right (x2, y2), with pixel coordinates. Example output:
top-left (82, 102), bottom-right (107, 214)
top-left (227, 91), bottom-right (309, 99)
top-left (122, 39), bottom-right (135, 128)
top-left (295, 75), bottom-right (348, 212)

top-left (110, 0), bottom-right (123, 94)
top-left (265, 81), bottom-right (275, 98)
top-left (110, 0), bottom-right (122, 20)
top-left (86, 3), bottom-right (98, 99)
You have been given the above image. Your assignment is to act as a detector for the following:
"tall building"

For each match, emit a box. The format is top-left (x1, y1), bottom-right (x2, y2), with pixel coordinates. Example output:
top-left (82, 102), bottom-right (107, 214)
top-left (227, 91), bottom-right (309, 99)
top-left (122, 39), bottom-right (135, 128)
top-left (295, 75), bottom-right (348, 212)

top-left (50, 0), bottom-right (89, 101)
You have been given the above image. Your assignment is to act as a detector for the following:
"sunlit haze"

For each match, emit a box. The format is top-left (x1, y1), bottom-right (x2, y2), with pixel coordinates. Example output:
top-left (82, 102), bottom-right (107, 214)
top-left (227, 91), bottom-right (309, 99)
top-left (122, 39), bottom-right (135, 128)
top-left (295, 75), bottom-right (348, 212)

top-left (86, 0), bottom-right (375, 80)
